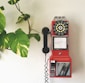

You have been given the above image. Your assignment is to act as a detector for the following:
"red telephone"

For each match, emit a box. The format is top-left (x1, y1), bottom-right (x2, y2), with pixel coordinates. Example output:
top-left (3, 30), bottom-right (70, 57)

top-left (42, 16), bottom-right (72, 78)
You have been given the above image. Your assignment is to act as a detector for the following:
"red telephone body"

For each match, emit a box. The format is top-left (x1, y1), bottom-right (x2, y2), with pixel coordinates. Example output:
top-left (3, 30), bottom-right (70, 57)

top-left (50, 17), bottom-right (72, 77)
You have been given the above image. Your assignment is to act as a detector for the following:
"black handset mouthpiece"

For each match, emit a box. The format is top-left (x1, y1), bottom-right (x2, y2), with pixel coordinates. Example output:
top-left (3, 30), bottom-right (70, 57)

top-left (42, 27), bottom-right (50, 54)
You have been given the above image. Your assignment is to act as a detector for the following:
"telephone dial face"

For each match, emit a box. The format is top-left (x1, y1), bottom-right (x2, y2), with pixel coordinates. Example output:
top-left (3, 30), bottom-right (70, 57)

top-left (42, 16), bottom-right (72, 78)
top-left (53, 20), bottom-right (68, 36)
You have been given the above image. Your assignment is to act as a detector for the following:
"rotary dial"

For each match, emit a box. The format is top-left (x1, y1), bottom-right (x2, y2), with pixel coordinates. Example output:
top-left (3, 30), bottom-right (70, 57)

top-left (53, 21), bottom-right (68, 36)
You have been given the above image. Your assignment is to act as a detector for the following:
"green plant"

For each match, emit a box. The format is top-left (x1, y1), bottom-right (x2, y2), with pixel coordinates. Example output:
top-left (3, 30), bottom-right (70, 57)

top-left (0, 0), bottom-right (40, 57)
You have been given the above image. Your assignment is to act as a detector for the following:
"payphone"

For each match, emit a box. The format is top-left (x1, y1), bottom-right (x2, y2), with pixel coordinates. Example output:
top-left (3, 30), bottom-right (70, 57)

top-left (42, 16), bottom-right (72, 81)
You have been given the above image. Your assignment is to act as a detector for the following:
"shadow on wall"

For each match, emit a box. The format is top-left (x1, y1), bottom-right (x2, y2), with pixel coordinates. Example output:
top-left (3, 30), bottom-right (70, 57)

top-left (69, 20), bottom-right (84, 73)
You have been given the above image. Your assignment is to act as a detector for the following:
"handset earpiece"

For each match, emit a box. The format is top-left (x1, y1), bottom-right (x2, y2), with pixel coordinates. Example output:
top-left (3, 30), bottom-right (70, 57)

top-left (42, 27), bottom-right (50, 54)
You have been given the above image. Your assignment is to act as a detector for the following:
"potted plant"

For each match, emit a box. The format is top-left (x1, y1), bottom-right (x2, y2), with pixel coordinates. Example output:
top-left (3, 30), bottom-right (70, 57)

top-left (0, 0), bottom-right (40, 57)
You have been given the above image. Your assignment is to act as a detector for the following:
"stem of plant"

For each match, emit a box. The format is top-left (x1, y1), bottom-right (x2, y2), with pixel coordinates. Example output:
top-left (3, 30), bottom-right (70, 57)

top-left (15, 3), bottom-right (23, 15)
top-left (15, 3), bottom-right (31, 34)
top-left (27, 19), bottom-right (31, 34)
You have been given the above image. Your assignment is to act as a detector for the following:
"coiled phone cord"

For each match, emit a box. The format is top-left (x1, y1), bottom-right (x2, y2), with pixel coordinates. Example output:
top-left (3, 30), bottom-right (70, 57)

top-left (44, 53), bottom-right (49, 83)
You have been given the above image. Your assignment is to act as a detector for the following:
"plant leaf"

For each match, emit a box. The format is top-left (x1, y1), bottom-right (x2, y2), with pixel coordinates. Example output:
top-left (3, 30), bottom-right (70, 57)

top-left (16, 15), bottom-right (24, 24)
top-left (7, 33), bottom-right (16, 47)
top-left (0, 31), bottom-right (9, 51)
top-left (23, 14), bottom-right (30, 21)
top-left (8, 29), bottom-right (30, 57)
top-left (16, 14), bottom-right (30, 23)
top-left (0, 6), bottom-right (5, 10)
top-left (28, 33), bottom-right (40, 41)
top-left (8, 0), bottom-right (20, 5)
top-left (0, 12), bottom-right (6, 34)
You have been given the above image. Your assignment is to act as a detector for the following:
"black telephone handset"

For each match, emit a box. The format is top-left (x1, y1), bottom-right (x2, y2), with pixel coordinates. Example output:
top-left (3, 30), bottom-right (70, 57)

top-left (42, 27), bottom-right (50, 54)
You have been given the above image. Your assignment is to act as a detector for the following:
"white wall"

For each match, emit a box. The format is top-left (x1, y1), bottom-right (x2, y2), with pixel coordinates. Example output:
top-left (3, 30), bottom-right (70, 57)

top-left (0, 0), bottom-right (85, 83)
